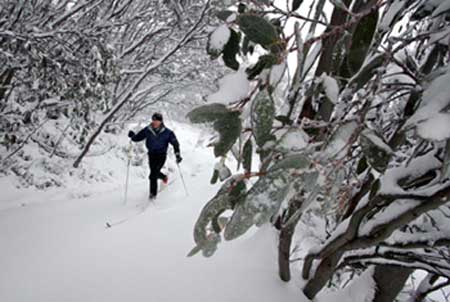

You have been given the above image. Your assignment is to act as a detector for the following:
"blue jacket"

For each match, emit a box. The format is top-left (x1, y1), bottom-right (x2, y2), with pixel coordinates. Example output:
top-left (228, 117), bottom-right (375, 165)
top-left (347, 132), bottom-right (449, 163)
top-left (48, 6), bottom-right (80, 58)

top-left (131, 124), bottom-right (180, 155)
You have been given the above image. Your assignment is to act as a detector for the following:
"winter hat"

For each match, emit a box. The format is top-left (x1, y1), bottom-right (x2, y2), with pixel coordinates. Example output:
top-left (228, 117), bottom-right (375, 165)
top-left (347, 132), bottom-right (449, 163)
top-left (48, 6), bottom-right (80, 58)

top-left (152, 112), bottom-right (163, 121)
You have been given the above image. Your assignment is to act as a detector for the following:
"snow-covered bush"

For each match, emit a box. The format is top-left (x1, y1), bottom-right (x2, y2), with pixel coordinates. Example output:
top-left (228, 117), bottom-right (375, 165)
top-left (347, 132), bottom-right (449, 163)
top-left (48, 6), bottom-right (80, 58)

top-left (188, 1), bottom-right (450, 301)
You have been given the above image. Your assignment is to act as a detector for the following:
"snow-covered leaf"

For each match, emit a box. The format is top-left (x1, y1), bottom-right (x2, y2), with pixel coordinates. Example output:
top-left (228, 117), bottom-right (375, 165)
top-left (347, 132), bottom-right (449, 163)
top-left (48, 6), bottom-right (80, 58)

top-left (269, 61), bottom-right (287, 87)
top-left (432, 0), bottom-right (450, 17)
top-left (207, 25), bottom-right (231, 59)
top-left (321, 74), bottom-right (340, 104)
top-left (207, 69), bottom-right (251, 104)
top-left (252, 89), bottom-right (275, 148)
top-left (212, 111), bottom-right (242, 157)
top-left (277, 127), bottom-right (310, 154)
top-left (360, 129), bottom-right (393, 172)
top-left (224, 153), bottom-right (310, 240)
top-left (215, 161), bottom-right (232, 181)
top-left (416, 113), bottom-right (450, 141)
top-left (187, 104), bottom-right (242, 157)
top-left (246, 54), bottom-right (278, 80)
top-left (191, 177), bottom-right (246, 257)
top-left (324, 121), bottom-right (359, 158)
top-left (379, 0), bottom-right (406, 31)
top-left (404, 66), bottom-right (450, 141)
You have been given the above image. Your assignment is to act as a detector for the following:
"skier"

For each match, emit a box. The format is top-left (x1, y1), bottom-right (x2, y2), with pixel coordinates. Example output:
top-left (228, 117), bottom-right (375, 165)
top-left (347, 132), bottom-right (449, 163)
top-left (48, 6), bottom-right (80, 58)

top-left (128, 113), bottom-right (182, 199)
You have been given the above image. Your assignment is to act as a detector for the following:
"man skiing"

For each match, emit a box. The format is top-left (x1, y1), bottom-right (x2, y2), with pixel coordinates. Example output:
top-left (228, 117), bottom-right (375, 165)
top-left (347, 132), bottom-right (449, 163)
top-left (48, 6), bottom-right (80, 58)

top-left (128, 113), bottom-right (182, 199)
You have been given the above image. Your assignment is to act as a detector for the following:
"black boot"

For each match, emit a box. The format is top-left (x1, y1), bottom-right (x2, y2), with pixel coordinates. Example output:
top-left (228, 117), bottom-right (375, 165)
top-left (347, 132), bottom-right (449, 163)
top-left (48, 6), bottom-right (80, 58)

top-left (149, 182), bottom-right (156, 200)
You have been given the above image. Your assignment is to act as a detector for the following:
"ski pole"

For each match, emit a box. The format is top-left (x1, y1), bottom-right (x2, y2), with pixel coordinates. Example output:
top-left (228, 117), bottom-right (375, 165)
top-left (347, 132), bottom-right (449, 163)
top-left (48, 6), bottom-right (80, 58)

top-left (177, 163), bottom-right (189, 196)
top-left (123, 141), bottom-right (133, 205)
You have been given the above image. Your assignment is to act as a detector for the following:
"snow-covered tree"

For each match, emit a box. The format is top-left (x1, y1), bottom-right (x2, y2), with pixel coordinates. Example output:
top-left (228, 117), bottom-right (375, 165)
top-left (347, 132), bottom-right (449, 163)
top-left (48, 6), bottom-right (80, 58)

top-left (0, 0), bottom-right (224, 181)
top-left (188, 1), bottom-right (450, 301)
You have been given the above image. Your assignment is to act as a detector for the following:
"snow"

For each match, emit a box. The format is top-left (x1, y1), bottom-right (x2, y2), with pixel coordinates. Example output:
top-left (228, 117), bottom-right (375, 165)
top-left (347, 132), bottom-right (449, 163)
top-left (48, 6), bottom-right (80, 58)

top-left (226, 13), bottom-right (237, 23)
top-left (432, 0), bottom-right (450, 17)
top-left (404, 66), bottom-right (450, 141)
top-left (379, 0), bottom-right (405, 31)
top-left (302, 41), bottom-right (322, 79)
top-left (321, 74), bottom-right (340, 104)
top-left (0, 122), bottom-right (302, 302)
top-left (358, 198), bottom-right (420, 236)
top-left (361, 129), bottom-right (393, 154)
top-left (270, 62), bottom-right (287, 87)
top-left (385, 207), bottom-right (450, 246)
top-left (324, 121), bottom-right (359, 159)
top-left (207, 68), bottom-right (251, 104)
top-left (428, 27), bottom-right (450, 46)
top-left (278, 128), bottom-right (310, 153)
top-left (317, 266), bottom-right (376, 302)
top-left (209, 24), bottom-right (231, 53)
top-left (380, 151), bottom-right (442, 195)
top-left (416, 113), bottom-right (450, 141)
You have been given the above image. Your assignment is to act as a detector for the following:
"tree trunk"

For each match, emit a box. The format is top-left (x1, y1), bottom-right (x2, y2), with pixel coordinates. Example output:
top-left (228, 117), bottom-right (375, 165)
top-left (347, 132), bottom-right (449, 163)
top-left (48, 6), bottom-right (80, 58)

top-left (372, 265), bottom-right (412, 302)
top-left (277, 198), bottom-right (303, 282)
top-left (278, 220), bottom-right (296, 282)
top-left (303, 251), bottom-right (344, 299)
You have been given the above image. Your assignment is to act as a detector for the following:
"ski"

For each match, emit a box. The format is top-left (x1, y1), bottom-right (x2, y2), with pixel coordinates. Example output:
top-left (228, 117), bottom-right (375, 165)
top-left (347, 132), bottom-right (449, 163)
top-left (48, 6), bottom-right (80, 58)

top-left (105, 179), bottom-right (175, 229)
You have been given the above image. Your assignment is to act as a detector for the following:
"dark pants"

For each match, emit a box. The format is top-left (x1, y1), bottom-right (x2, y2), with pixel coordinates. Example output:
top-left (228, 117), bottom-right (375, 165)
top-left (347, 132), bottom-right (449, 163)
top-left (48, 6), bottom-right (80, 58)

top-left (148, 153), bottom-right (167, 196)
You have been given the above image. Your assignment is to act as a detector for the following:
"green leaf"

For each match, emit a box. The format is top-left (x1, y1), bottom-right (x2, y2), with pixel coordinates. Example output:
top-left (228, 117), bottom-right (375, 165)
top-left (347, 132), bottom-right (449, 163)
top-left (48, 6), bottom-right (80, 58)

top-left (242, 138), bottom-right (253, 172)
top-left (269, 153), bottom-right (310, 171)
top-left (255, 0), bottom-right (271, 5)
top-left (187, 103), bottom-right (229, 123)
top-left (210, 169), bottom-right (219, 184)
top-left (242, 36), bottom-right (251, 55)
top-left (187, 244), bottom-right (203, 257)
top-left (238, 3), bottom-right (247, 13)
top-left (369, 178), bottom-right (381, 199)
top-left (224, 153), bottom-right (311, 241)
top-left (252, 89), bottom-right (275, 148)
top-left (222, 29), bottom-right (241, 71)
top-left (359, 129), bottom-right (393, 173)
top-left (187, 104), bottom-right (242, 157)
top-left (237, 14), bottom-right (279, 49)
top-left (216, 10), bottom-right (235, 21)
top-left (246, 54), bottom-right (278, 80)
top-left (275, 115), bottom-right (293, 125)
top-left (213, 111), bottom-right (242, 157)
top-left (191, 177), bottom-right (247, 257)
top-left (348, 54), bottom-right (385, 90)
top-left (292, 0), bottom-right (303, 11)
top-left (341, 8), bottom-right (379, 77)
top-left (212, 209), bottom-right (227, 233)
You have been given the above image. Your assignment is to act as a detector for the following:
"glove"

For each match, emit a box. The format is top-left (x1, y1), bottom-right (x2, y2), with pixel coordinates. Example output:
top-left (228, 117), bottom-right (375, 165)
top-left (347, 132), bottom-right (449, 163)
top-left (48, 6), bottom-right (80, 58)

top-left (128, 130), bottom-right (135, 138)
top-left (176, 154), bottom-right (182, 164)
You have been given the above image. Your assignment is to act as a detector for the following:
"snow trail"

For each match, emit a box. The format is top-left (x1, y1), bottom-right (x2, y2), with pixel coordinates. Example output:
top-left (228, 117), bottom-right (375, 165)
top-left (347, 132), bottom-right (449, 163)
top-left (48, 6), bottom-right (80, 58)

top-left (0, 123), bottom-right (300, 302)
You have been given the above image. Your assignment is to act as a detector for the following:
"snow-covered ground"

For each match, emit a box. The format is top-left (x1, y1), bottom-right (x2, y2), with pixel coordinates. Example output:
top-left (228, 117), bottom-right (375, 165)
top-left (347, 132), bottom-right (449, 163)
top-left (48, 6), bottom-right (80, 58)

top-left (0, 122), bottom-right (302, 302)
